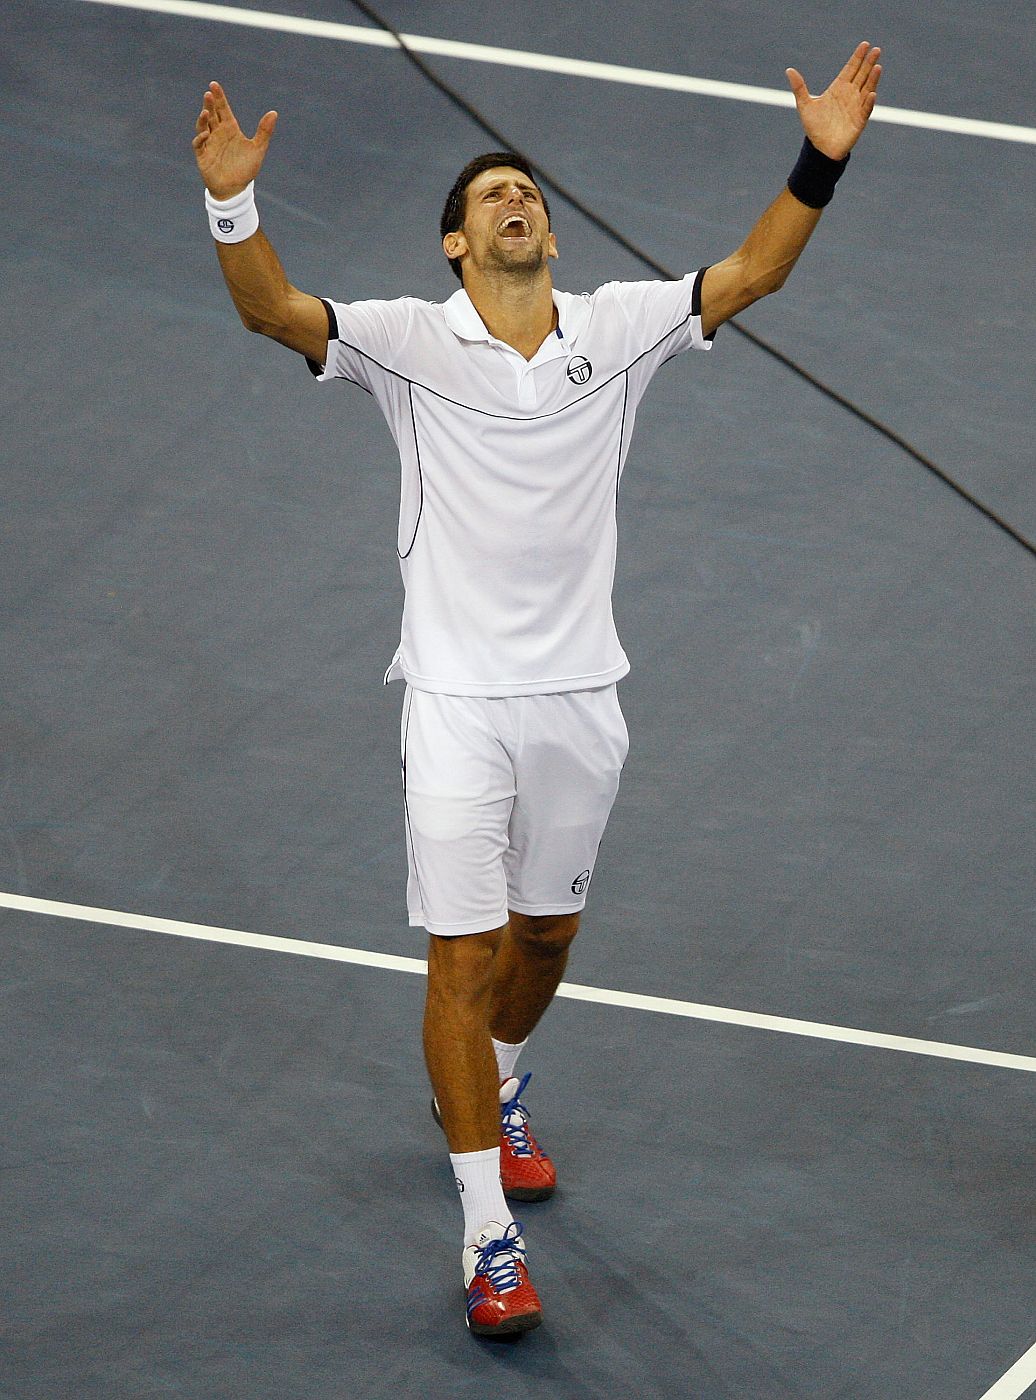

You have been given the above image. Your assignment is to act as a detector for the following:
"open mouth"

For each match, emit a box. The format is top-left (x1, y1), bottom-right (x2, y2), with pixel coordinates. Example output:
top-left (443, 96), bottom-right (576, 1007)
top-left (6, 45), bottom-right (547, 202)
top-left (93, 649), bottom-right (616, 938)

top-left (497, 214), bottom-right (532, 239)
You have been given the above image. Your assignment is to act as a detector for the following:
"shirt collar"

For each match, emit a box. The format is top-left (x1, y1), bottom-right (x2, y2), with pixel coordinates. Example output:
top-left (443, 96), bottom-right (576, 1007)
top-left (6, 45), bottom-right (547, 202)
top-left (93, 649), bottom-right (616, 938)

top-left (442, 287), bottom-right (494, 342)
top-left (442, 286), bottom-right (590, 353)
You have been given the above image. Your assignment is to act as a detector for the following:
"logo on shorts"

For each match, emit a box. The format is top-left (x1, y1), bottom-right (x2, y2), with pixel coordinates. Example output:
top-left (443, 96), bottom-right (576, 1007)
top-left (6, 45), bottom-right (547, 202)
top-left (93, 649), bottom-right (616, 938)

top-left (217, 217), bottom-right (235, 234)
top-left (571, 869), bottom-right (591, 895)
top-left (566, 356), bottom-right (593, 385)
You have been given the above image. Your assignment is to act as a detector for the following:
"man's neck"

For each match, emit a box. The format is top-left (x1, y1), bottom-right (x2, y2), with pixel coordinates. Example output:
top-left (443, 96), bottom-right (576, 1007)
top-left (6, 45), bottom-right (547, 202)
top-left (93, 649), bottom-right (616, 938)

top-left (462, 269), bottom-right (557, 361)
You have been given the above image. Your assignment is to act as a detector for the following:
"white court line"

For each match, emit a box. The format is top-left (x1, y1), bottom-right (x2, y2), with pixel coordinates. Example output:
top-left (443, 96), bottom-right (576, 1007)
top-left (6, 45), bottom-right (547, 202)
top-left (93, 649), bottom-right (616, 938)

top-left (76, 0), bottom-right (1036, 146)
top-left (979, 1339), bottom-right (1036, 1400)
top-left (4, 888), bottom-right (1036, 1075)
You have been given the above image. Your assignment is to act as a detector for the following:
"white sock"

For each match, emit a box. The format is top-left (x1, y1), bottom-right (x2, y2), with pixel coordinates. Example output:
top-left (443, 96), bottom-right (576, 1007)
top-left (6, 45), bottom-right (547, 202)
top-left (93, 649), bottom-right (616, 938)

top-left (450, 1147), bottom-right (513, 1246)
top-left (491, 1035), bottom-right (527, 1084)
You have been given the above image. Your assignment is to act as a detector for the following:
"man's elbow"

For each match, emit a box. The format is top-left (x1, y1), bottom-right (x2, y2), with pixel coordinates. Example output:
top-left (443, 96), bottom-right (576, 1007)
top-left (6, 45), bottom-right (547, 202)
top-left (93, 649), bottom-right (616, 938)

top-left (238, 306), bottom-right (288, 339)
top-left (746, 261), bottom-right (794, 303)
top-left (750, 254), bottom-right (800, 303)
top-left (236, 305), bottom-right (277, 337)
top-left (227, 288), bottom-right (292, 338)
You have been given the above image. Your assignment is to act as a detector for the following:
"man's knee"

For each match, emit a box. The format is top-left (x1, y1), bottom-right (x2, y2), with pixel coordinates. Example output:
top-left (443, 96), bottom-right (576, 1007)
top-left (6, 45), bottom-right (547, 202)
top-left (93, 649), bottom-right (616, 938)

top-left (426, 925), bottom-right (505, 1005)
top-left (507, 910), bottom-right (581, 956)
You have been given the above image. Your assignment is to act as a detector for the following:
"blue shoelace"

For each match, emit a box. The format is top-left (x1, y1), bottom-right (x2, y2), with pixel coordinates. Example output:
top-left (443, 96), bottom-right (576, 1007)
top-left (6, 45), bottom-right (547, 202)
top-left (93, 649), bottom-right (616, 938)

top-left (501, 1071), bottom-right (536, 1158)
top-left (467, 1221), bottom-right (527, 1312)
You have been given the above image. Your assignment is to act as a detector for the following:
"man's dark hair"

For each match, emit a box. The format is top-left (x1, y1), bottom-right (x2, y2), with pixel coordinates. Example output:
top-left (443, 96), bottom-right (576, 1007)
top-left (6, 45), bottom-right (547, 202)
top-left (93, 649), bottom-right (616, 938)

top-left (440, 152), bottom-right (551, 282)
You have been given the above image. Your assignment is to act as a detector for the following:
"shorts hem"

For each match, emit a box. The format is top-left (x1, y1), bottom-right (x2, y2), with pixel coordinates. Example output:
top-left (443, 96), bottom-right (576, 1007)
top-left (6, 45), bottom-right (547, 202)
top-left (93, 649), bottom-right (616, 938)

top-left (506, 899), bottom-right (587, 917)
top-left (409, 910), bottom-right (509, 937)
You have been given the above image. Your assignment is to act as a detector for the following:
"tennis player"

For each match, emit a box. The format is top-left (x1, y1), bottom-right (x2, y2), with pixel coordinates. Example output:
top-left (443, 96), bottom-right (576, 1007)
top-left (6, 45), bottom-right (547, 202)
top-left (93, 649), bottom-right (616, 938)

top-left (193, 40), bottom-right (881, 1337)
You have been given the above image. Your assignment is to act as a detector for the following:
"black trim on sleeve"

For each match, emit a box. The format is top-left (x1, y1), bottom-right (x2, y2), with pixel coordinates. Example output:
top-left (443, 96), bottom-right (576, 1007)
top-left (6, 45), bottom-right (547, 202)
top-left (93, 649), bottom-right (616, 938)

top-left (690, 267), bottom-right (705, 318)
top-left (692, 265), bottom-right (716, 343)
top-left (321, 297), bottom-right (340, 340)
top-left (305, 297), bottom-right (340, 378)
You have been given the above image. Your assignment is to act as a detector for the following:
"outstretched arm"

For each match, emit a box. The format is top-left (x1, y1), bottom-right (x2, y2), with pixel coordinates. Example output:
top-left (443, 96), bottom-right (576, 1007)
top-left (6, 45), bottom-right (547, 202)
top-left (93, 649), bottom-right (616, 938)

top-left (193, 82), bottom-right (328, 362)
top-left (700, 42), bottom-right (882, 338)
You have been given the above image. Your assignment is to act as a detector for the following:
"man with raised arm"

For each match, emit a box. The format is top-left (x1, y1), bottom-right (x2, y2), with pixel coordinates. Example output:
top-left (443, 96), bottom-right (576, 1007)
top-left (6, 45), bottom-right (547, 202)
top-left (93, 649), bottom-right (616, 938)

top-left (193, 41), bottom-right (881, 1338)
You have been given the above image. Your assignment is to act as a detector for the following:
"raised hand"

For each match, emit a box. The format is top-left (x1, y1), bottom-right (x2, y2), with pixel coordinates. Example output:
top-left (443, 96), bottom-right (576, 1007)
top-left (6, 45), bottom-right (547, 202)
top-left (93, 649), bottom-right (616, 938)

top-left (192, 81), bottom-right (278, 199)
top-left (786, 43), bottom-right (882, 161)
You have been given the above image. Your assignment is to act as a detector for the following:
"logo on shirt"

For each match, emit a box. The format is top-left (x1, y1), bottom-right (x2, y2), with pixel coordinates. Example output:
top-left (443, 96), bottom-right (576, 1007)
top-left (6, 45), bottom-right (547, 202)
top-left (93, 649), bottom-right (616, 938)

top-left (571, 869), bottom-right (591, 895)
top-left (566, 356), bottom-right (593, 385)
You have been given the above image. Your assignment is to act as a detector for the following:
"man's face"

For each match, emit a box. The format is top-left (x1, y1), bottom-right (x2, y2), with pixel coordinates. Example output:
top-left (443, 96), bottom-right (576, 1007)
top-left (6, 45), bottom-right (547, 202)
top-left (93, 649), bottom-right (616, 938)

top-left (443, 166), bottom-right (557, 279)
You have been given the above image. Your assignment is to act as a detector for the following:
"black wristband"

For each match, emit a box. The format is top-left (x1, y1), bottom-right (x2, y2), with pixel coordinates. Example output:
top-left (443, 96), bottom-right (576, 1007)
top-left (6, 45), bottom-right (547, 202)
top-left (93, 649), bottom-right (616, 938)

top-left (787, 137), bottom-right (849, 209)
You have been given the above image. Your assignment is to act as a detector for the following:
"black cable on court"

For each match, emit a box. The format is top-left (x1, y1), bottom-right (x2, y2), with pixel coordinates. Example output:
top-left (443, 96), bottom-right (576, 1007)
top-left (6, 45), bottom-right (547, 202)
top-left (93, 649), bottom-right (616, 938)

top-left (347, 0), bottom-right (1036, 562)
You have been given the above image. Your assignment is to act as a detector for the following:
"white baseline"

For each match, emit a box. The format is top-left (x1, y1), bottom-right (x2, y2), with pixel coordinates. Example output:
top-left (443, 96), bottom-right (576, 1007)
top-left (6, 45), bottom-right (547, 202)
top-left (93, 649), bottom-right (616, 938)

top-left (76, 0), bottom-right (1036, 146)
top-left (4, 888), bottom-right (1036, 1075)
top-left (979, 1337), bottom-right (1036, 1400)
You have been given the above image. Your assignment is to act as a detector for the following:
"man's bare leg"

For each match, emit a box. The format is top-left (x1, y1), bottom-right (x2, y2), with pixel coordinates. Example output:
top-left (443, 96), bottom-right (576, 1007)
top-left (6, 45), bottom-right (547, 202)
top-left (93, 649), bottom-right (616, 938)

top-left (425, 923), bottom-right (544, 1335)
top-left (424, 915), bottom-right (581, 1106)
top-left (423, 924), bottom-right (506, 1152)
top-left (488, 911), bottom-right (581, 1046)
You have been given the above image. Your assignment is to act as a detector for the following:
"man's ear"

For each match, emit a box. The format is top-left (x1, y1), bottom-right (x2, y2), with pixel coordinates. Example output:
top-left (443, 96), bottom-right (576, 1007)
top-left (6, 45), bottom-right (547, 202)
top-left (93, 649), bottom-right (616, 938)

top-left (548, 231), bottom-right (559, 260)
top-left (443, 230), bottom-right (467, 262)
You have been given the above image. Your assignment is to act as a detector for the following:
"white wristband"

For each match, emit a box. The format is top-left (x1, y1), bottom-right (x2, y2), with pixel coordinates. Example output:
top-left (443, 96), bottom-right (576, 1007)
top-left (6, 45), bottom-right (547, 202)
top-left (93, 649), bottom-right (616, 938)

top-left (205, 181), bottom-right (259, 243)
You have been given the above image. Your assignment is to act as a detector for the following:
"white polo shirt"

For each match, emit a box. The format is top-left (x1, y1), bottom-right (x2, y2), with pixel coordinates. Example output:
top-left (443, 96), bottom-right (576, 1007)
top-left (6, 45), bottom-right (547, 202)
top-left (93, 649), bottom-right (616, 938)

top-left (311, 270), bottom-right (714, 696)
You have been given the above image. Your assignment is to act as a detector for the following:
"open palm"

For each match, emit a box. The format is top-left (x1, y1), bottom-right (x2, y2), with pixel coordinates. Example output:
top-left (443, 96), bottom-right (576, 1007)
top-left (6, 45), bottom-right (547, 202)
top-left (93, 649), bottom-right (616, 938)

top-left (192, 81), bottom-right (278, 200)
top-left (786, 43), bottom-right (882, 161)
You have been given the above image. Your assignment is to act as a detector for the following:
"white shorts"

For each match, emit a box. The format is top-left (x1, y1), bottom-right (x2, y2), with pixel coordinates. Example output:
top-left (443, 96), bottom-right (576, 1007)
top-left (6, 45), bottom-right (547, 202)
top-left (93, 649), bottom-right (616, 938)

top-left (401, 684), bottom-right (629, 937)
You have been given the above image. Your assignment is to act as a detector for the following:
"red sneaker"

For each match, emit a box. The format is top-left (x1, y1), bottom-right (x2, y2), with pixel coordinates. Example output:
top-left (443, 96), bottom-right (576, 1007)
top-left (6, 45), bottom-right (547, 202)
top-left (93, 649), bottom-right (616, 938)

top-left (463, 1221), bottom-right (543, 1336)
top-left (432, 1072), bottom-right (557, 1202)
top-left (498, 1074), bottom-right (556, 1202)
